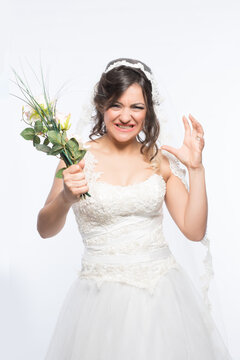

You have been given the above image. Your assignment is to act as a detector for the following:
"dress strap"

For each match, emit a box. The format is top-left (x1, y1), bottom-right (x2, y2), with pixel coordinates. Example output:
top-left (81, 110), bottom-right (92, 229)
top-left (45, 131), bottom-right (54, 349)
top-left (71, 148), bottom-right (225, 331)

top-left (161, 150), bottom-right (189, 191)
top-left (83, 150), bottom-right (103, 184)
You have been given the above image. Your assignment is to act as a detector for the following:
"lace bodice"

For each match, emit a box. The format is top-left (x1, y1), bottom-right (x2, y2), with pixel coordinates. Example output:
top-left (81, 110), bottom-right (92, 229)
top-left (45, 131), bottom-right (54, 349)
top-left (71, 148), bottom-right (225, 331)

top-left (71, 149), bottom-right (212, 306)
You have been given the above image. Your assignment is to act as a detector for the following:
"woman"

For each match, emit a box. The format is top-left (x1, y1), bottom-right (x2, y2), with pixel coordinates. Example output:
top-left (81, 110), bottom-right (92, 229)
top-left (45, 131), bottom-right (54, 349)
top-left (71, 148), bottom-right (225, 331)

top-left (38, 58), bottom-right (232, 359)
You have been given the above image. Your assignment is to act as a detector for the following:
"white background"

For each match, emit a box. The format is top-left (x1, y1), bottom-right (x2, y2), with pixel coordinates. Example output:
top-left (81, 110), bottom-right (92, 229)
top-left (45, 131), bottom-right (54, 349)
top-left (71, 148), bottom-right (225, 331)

top-left (1, 0), bottom-right (239, 359)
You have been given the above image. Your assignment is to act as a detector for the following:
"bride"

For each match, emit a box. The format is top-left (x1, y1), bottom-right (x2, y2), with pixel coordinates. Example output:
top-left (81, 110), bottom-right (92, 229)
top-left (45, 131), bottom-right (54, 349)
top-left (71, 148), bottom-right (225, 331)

top-left (38, 58), bottom-right (232, 359)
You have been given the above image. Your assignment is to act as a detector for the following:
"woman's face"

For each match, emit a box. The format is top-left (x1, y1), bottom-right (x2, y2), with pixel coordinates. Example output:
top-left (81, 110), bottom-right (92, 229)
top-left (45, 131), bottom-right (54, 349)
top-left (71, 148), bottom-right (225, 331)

top-left (103, 83), bottom-right (147, 144)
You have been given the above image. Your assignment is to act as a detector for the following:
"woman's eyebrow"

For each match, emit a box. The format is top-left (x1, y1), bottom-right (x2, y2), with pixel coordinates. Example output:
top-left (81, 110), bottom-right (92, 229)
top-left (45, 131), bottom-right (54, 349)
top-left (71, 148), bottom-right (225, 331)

top-left (114, 101), bottom-right (145, 106)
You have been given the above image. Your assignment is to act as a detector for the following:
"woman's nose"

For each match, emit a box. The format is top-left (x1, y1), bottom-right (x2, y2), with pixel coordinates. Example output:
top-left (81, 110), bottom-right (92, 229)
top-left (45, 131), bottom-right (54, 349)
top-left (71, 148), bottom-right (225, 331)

top-left (119, 108), bottom-right (132, 122)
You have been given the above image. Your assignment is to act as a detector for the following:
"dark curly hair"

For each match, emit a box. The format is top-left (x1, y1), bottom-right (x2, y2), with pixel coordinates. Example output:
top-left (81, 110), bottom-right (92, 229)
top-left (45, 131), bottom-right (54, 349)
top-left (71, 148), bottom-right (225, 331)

top-left (89, 58), bottom-right (160, 162)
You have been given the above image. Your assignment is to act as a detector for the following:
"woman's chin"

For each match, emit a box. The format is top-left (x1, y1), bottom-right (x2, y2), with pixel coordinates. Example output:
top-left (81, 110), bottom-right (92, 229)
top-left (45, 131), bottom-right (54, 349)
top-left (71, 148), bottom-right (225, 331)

top-left (106, 128), bottom-right (141, 143)
top-left (111, 133), bottom-right (138, 143)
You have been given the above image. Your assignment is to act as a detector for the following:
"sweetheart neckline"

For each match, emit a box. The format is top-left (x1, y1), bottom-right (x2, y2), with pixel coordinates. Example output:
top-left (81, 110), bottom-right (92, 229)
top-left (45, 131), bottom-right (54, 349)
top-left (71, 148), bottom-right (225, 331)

top-left (95, 173), bottom-right (166, 189)
top-left (84, 150), bottom-right (167, 189)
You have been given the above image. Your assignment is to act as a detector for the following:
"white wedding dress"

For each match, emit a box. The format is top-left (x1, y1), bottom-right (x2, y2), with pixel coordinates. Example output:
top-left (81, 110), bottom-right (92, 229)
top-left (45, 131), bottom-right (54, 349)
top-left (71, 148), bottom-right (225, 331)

top-left (44, 149), bottom-right (232, 360)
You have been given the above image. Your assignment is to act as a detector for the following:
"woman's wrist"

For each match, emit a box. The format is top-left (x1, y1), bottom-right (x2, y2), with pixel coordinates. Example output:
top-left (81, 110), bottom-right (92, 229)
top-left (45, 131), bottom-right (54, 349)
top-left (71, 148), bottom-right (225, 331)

top-left (187, 163), bottom-right (205, 173)
top-left (59, 190), bottom-right (74, 208)
top-left (187, 164), bottom-right (206, 184)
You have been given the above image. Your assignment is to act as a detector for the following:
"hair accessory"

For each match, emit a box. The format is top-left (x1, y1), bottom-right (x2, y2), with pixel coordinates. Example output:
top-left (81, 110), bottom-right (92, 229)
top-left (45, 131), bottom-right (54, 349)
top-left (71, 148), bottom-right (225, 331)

top-left (105, 60), bottom-right (162, 106)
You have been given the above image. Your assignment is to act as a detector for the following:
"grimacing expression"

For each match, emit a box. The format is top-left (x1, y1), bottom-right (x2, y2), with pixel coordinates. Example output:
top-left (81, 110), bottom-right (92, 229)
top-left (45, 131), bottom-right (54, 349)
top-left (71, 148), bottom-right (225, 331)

top-left (103, 83), bottom-right (147, 143)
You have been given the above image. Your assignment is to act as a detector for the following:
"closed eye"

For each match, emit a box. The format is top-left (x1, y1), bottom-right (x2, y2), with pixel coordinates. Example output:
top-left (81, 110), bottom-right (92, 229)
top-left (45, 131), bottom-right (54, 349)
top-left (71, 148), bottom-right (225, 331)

top-left (110, 104), bottom-right (145, 109)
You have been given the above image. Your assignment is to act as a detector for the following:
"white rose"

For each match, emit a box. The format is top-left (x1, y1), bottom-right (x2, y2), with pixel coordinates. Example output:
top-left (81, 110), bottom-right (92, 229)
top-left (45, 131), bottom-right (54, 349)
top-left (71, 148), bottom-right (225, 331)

top-left (22, 104), bottom-right (41, 125)
top-left (55, 111), bottom-right (71, 131)
top-left (22, 95), bottom-right (55, 125)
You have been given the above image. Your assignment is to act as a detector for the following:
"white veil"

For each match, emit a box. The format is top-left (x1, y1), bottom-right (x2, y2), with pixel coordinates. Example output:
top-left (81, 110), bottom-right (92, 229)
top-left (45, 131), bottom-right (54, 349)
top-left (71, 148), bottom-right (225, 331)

top-left (72, 58), bottom-right (229, 342)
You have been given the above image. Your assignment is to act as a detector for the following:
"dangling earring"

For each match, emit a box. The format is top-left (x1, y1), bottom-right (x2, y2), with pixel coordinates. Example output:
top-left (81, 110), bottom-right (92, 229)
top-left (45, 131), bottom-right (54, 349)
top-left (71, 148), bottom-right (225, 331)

top-left (103, 121), bottom-right (107, 133)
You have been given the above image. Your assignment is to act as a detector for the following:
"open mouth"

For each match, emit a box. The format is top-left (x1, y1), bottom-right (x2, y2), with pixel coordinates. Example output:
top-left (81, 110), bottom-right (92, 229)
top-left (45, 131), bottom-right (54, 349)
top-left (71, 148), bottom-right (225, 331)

top-left (115, 124), bottom-right (135, 130)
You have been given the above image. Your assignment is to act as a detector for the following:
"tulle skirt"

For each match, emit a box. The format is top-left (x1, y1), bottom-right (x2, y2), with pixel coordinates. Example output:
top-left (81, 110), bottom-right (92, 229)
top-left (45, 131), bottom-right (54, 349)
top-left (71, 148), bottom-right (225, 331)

top-left (44, 265), bottom-right (232, 360)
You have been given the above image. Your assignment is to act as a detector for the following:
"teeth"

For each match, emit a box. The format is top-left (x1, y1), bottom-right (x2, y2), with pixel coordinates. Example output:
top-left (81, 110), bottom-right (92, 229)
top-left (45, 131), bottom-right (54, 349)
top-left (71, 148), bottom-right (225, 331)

top-left (117, 125), bottom-right (133, 129)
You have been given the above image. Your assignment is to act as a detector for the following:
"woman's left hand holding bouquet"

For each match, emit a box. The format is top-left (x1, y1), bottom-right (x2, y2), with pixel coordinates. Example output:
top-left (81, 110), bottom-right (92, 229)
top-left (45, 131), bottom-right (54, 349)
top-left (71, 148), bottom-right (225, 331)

top-left (36, 157), bottom-right (88, 238)
top-left (61, 159), bottom-right (89, 205)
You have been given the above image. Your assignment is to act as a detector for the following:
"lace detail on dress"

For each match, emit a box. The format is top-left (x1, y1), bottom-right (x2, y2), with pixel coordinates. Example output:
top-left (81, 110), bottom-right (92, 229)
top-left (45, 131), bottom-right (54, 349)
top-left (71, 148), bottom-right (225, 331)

top-left (162, 150), bottom-right (189, 191)
top-left (71, 150), bottom-right (175, 295)
top-left (83, 218), bottom-right (166, 253)
top-left (71, 149), bottom-right (214, 310)
top-left (72, 150), bottom-right (166, 235)
top-left (78, 255), bottom-right (180, 296)
top-left (83, 150), bottom-right (104, 184)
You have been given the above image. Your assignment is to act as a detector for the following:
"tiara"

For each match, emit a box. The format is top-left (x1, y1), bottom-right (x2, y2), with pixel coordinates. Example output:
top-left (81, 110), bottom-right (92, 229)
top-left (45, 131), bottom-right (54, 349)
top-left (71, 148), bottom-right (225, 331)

top-left (104, 60), bottom-right (162, 106)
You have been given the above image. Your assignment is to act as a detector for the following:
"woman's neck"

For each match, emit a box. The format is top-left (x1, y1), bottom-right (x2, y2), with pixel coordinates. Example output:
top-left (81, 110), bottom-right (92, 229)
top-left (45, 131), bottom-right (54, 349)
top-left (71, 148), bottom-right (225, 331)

top-left (96, 134), bottom-right (141, 156)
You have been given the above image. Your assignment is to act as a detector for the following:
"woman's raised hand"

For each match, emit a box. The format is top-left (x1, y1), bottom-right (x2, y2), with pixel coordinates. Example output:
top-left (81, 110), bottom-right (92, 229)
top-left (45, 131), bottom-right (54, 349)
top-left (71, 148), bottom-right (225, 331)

top-left (62, 159), bottom-right (89, 204)
top-left (160, 114), bottom-right (205, 170)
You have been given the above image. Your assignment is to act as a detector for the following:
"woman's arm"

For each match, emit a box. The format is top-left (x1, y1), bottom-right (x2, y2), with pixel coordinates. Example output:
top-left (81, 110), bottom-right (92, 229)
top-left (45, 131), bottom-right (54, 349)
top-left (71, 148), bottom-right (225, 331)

top-left (161, 113), bottom-right (208, 242)
top-left (185, 165), bottom-right (207, 240)
top-left (37, 158), bottom-right (89, 239)
top-left (164, 162), bottom-right (207, 241)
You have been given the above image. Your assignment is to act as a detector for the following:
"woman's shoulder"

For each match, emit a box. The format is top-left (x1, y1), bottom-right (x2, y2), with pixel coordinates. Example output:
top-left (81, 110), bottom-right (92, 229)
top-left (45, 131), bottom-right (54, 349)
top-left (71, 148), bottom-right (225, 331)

top-left (84, 138), bottom-right (102, 151)
top-left (153, 149), bottom-right (172, 183)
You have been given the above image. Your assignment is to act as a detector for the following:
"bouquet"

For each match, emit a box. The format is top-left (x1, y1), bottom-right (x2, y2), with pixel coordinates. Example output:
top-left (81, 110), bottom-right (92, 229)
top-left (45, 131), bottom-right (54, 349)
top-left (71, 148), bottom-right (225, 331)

top-left (11, 66), bottom-right (90, 199)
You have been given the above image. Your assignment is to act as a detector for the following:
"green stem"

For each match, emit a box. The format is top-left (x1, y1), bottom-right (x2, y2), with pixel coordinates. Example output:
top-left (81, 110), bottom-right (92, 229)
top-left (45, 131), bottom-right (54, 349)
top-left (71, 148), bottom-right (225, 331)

top-left (60, 150), bottom-right (72, 166)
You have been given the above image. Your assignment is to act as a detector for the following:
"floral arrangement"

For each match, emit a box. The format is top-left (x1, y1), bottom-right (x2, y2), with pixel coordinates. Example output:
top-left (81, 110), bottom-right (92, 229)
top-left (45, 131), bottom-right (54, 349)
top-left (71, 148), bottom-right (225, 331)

top-left (11, 66), bottom-right (90, 198)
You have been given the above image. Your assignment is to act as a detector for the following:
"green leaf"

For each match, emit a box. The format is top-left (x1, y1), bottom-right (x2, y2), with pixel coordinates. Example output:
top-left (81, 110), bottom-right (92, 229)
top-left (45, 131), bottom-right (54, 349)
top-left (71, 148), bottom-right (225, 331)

top-left (66, 138), bottom-right (81, 158)
top-left (34, 120), bottom-right (43, 133)
top-left (49, 144), bottom-right (64, 156)
top-left (67, 138), bottom-right (79, 150)
top-left (75, 149), bottom-right (86, 162)
top-left (43, 137), bottom-right (49, 145)
top-left (35, 144), bottom-right (51, 153)
top-left (47, 130), bottom-right (62, 145)
top-left (33, 135), bottom-right (41, 146)
top-left (55, 167), bottom-right (67, 178)
top-left (20, 127), bottom-right (35, 140)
